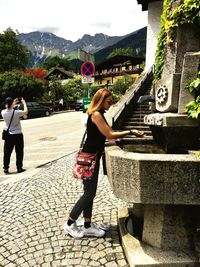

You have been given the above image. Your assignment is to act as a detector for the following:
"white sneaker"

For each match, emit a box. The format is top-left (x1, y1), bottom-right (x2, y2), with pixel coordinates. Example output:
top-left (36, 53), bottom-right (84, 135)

top-left (83, 222), bottom-right (105, 237)
top-left (64, 221), bottom-right (84, 238)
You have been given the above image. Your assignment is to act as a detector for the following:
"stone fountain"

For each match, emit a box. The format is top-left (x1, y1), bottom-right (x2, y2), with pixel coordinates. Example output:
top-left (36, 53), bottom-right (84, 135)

top-left (105, 22), bottom-right (200, 267)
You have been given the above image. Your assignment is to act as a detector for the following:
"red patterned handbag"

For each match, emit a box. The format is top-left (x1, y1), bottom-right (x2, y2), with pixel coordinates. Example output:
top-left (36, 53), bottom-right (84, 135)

top-left (72, 151), bottom-right (97, 180)
top-left (72, 129), bottom-right (97, 180)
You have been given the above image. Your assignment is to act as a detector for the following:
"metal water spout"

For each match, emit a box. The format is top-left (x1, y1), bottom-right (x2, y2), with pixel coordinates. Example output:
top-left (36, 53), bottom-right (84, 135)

top-left (138, 95), bottom-right (155, 104)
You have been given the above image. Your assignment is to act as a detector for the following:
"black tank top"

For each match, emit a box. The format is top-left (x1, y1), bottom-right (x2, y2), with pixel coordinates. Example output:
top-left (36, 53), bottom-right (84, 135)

top-left (82, 109), bottom-right (107, 154)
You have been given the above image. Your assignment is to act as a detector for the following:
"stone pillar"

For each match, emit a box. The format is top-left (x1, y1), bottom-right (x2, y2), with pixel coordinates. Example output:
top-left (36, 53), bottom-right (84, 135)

top-left (155, 24), bottom-right (200, 113)
top-left (142, 204), bottom-right (200, 251)
top-left (178, 52), bottom-right (200, 114)
top-left (145, 1), bottom-right (163, 71)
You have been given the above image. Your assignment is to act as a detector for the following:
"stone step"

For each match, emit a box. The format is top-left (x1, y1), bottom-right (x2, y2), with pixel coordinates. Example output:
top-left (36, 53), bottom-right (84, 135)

top-left (134, 107), bottom-right (151, 111)
top-left (123, 120), bottom-right (149, 125)
top-left (123, 123), bottom-right (150, 128)
top-left (126, 115), bottom-right (150, 120)
top-left (128, 113), bottom-right (151, 117)
top-left (130, 110), bottom-right (151, 113)
top-left (129, 111), bottom-right (151, 115)
top-left (125, 119), bottom-right (147, 123)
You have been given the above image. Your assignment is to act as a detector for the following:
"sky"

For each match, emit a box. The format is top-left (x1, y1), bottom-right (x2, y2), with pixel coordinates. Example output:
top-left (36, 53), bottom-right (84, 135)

top-left (0, 0), bottom-right (148, 42)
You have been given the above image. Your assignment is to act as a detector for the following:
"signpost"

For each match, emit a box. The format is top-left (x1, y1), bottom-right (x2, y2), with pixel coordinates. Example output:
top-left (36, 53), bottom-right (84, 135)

top-left (81, 77), bottom-right (94, 84)
top-left (81, 61), bottom-right (95, 98)
top-left (83, 97), bottom-right (92, 113)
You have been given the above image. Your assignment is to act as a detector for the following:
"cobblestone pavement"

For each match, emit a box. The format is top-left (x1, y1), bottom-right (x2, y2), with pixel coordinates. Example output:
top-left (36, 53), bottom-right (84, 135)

top-left (0, 152), bottom-right (130, 267)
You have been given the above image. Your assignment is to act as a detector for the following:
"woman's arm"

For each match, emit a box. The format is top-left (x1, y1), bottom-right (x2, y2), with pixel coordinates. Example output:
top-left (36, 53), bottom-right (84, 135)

top-left (13, 98), bottom-right (28, 116)
top-left (20, 98), bottom-right (28, 115)
top-left (91, 111), bottom-right (144, 139)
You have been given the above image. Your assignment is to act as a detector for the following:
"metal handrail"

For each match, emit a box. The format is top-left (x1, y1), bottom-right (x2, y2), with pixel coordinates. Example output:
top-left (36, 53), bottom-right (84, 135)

top-left (111, 65), bottom-right (154, 126)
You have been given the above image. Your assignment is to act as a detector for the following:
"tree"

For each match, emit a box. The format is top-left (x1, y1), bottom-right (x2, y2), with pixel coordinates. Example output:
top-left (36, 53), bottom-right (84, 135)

top-left (0, 28), bottom-right (30, 72)
top-left (62, 75), bottom-right (88, 103)
top-left (107, 48), bottom-right (135, 59)
top-left (112, 74), bottom-right (135, 99)
top-left (0, 71), bottom-right (45, 103)
top-left (45, 75), bottom-right (64, 110)
top-left (41, 55), bottom-right (71, 70)
top-left (19, 68), bottom-right (48, 85)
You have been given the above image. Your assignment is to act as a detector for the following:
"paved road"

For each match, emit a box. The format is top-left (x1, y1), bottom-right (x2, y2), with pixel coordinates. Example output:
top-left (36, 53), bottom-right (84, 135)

top-left (0, 133), bottom-right (129, 267)
top-left (0, 111), bottom-right (85, 182)
top-left (0, 111), bottom-right (130, 266)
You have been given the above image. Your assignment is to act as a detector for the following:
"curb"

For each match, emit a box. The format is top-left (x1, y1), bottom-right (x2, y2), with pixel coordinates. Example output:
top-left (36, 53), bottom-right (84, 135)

top-left (118, 207), bottom-right (142, 267)
top-left (0, 150), bottom-right (78, 185)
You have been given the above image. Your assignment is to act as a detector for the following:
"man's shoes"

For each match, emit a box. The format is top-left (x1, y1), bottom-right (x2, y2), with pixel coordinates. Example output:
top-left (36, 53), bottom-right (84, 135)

top-left (64, 221), bottom-right (84, 239)
top-left (17, 168), bottom-right (26, 173)
top-left (4, 169), bottom-right (9, 174)
top-left (83, 222), bottom-right (105, 237)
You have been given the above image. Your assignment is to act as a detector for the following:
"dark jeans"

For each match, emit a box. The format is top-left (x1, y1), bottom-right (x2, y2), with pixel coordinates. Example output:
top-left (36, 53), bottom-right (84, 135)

top-left (70, 154), bottom-right (101, 220)
top-left (3, 133), bottom-right (24, 170)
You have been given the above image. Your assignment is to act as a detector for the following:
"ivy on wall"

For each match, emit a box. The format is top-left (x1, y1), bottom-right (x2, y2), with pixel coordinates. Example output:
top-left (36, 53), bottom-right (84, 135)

top-left (185, 71), bottom-right (200, 119)
top-left (154, 0), bottom-right (200, 81)
top-left (154, 0), bottom-right (200, 122)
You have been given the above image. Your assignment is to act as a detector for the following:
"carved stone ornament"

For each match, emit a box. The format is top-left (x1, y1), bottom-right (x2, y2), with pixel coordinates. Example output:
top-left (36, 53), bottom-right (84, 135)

top-left (144, 114), bottom-right (164, 126)
top-left (155, 116), bottom-right (163, 126)
top-left (156, 85), bottom-right (168, 104)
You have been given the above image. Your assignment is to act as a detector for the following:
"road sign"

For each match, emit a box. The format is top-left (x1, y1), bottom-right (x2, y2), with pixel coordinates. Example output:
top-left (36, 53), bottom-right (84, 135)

top-left (83, 97), bottom-right (92, 112)
top-left (81, 61), bottom-right (95, 77)
top-left (81, 77), bottom-right (94, 84)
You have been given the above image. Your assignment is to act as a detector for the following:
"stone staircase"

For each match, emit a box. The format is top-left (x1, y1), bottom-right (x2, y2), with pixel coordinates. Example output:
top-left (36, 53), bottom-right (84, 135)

top-left (121, 102), bottom-right (153, 138)
top-left (116, 79), bottom-right (154, 140)
top-left (108, 66), bottom-right (155, 142)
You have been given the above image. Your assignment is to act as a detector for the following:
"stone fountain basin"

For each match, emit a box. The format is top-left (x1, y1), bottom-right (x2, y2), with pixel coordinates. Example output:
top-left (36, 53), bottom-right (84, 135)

top-left (105, 144), bottom-right (200, 205)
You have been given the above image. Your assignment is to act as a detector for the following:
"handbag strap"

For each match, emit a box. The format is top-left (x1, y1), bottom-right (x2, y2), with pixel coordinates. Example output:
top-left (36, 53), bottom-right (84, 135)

top-left (7, 109), bottom-right (15, 131)
top-left (79, 129), bottom-right (87, 149)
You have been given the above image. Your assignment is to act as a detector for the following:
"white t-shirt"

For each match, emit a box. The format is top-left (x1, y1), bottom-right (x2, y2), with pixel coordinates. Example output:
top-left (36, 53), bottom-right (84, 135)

top-left (1, 109), bottom-right (24, 134)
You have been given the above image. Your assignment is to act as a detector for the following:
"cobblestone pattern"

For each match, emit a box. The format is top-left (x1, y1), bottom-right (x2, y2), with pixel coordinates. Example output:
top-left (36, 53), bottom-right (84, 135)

top-left (0, 153), bottom-right (129, 267)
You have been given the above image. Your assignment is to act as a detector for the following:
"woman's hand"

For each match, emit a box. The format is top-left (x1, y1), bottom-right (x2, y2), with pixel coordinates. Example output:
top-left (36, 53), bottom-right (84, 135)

top-left (12, 98), bottom-right (19, 107)
top-left (13, 98), bottom-right (18, 104)
top-left (21, 97), bottom-right (26, 104)
top-left (130, 129), bottom-right (145, 137)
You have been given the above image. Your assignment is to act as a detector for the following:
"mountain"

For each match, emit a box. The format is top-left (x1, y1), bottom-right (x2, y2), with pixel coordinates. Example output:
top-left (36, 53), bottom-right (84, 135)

top-left (73, 33), bottom-right (125, 52)
top-left (17, 31), bottom-right (125, 66)
top-left (94, 27), bottom-right (147, 65)
top-left (17, 27), bottom-right (147, 67)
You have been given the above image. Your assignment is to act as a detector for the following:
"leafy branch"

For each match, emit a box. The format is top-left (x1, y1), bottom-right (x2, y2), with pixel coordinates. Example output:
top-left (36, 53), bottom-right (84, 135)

top-left (185, 71), bottom-right (200, 119)
top-left (154, 0), bottom-right (200, 81)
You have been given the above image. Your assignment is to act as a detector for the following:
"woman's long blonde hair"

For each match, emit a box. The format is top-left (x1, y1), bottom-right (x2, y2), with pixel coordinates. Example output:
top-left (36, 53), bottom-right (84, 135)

top-left (87, 88), bottom-right (112, 115)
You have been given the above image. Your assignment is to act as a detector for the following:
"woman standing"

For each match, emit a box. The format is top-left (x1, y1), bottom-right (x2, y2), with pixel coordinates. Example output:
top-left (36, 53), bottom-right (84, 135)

top-left (1, 97), bottom-right (28, 174)
top-left (64, 88), bottom-right (144, 238)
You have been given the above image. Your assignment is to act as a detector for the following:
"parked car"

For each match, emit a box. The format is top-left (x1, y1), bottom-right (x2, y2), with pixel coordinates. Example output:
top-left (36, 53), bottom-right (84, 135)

top-left (74, 99), bottom-right (84, 111)
top-left (17, 102), bottom-right (51, 119)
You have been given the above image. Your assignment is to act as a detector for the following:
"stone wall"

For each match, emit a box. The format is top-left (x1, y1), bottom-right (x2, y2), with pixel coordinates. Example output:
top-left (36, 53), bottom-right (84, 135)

top-left (145, 1), bottom-right (163, 71)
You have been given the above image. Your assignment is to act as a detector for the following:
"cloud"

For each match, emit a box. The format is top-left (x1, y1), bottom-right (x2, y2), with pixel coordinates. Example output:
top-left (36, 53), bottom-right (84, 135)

top-left (90, 22), bottom-right (111, 30)
top-left (0, 0), bottom-right (148, 41)
top-left (36, 27), bottom-right (60, 35)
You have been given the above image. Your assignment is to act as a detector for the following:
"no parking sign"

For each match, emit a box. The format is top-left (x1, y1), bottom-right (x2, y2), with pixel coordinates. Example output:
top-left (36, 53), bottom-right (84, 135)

top-left (81, 61), bottom-right (95, 77)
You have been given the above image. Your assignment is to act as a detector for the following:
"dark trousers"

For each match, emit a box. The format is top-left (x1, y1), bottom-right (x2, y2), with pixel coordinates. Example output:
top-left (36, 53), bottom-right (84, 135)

top-left (3, 134), bottom-right (24, 170)
top-left (70, 155), bottom-right (101, 220)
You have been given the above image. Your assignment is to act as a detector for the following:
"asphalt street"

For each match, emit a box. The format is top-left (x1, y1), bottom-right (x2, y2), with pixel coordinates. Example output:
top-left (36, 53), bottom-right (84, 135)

top-left (0, 111), bottom-right (85, 183)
